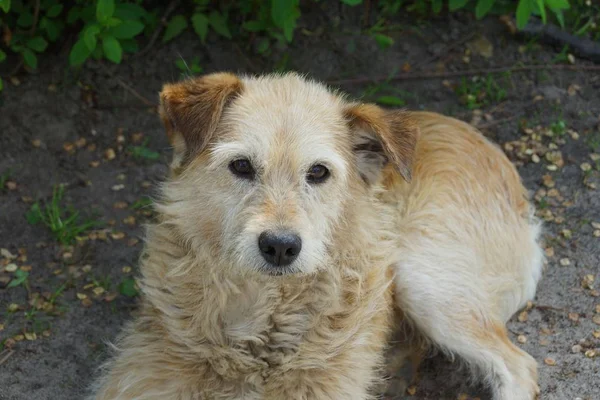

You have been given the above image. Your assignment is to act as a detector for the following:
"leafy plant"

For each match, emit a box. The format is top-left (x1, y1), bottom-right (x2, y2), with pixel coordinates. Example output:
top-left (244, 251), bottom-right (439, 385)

top-left (25, 185), bottom-right (99, 245)
top-left (129, 138), bottom-right (160, 161)
top-left (68, 0), bottom-right (151, 66)
top-left (118, 277), bottom-right (138, 297)
top-left (175, 56), bottom-right (203, 76)
top-left (0, 169), bottom-right (11, 191)
top-left (455, 74), bottom-right (507, 109)
top-left (7, 268), bottom-right (29, 289)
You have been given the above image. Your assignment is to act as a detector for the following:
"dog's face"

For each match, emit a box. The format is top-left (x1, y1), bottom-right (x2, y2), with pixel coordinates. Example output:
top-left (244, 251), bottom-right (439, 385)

top-left (159, 73), bottom-right (417, 276)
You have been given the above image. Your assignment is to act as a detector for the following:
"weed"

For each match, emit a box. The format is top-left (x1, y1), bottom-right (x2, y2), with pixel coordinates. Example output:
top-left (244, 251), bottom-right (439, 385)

top-left (0, 169), bottom-right (11, 191)
top-left (25, 185), bottom-right (99, 245)
top-left (550, 119), bottom-right (567, 137)
top-left (131, 197), bottom-right (153, 210)
top-left (48, 282), bottom-right (68, 305)
top-left (118, 277), bottom-right (139, 298)
top-left (91, 274), bottom-right (113, 292)
top-left (7, 269), bottom-right (29, 292)
top-left (537, 198), bottom-right (549, 209)
top-left (586, 132), bottom-right (600, 153)
top-left (175, 56), bottom-right (203, 77)
top-left (129, 138), bottom-right (160, 161)
top-left (361, 68), bottom-right (413, 106)
top-left (456, 74), bottom-right (507, 109)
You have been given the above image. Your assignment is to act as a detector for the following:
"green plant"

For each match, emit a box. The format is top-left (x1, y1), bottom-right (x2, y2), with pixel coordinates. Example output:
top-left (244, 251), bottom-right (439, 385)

top-left (118, 277), bottom-right (138, 297)
top-left (550, 118), bottom-right (567, 136)
top-left (0, 169), bottom-right (11, 190)
top-left (175, 56), bottom-right (203, 76)
top-left (455, 74), bottom-right (507, 109)
top-left (0, 0), bottom-right (577, 93)
top-left (131, 196), bottom-right (153, 210)
top-left (25, 184), bottom-right (99, 245)
top-left (129, 138), bottom-right (160, 161)
top-left (7, 268), bottom-right (29, 290)
top-left (68, 0), bottom-right (152, 66)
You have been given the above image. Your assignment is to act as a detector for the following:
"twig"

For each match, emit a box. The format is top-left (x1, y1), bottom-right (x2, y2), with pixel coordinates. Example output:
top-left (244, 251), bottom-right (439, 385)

top-left (0, 350), bottom-right (14, 366)
top-left (477, 116), bottom-right (520, 130)
top-left (115, 78), bottom-right (157, 107)
top-left (534, 304), bottom-right (568, 313)
top-left (29, 0), bottom-right (41, 35)
top-left (134, 0), bottom-right (181, 59)
top-left (98, 64), bottom-right (157, 108)
top-left (518, 17), bottom-right (600, 63)
top-left (412, 31), bottom-right (477, 70)
top-left (327, 64), bottom-right (600, 86)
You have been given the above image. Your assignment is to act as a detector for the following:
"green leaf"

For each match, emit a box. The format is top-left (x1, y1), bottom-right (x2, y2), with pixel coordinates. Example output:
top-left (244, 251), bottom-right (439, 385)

top-left (475, 0), bottom-right (496, 19)
top-left (96, 0), bottom-right (115, 23)
top-left (42, 18), bottom-right (61, 41)
top-left (17, 11), bottom-right (33, 27)
top-left (84, 25), bottom-right (100, 51)
top-left (516, 0), bottom-right (533, 29)
top-left (26, 203), bottom-right (42, 224)
top-left (67, 7), bottom-right (81, 24)
top-left (0, 0), bottom-right (10, 13)
top-left (536, 0), bottom-right (547, 24)
top-left (7, 269), bottom-right (29, 288)
top-left (162, 15), bottom-right (188, 43)
top-left (110, 20), bottom-right (144, 39)
top-left (102, 35), bottom-right (122, 63)
top-left (120, 38), bottom-right (139, 53)
top-left (208, 11), bottom-right (231, 39)
top-left (69, 37), bottom-right (92, 66)
top-left (27, 37), bottom-right (48, 52)
top-left (271, 0), bottom-right (296, 28)
top-left (191, 13), bottom-right (209, 42)
top-left (553, 9), bottom-right (565, 28)
top-left (257, 37), bottom-right (270, 54)
top-left (118, 277), bottom-right (139, 297)
top-left (0, 78), bottom-right (3, 92)
top-left (375, 96), bottom-right (406, 106)
top-left (22, 49), bottom-right (38, 69)
top-left (545, 0), bottom-right (570, 11)
top-left (374, 33), bottom-right (393, 49)
top-left (46, 3), bottom-right (63, 18)
top-left (432, 0), bottom-right (443, 13)
top-left (242, 20), bottom-right (264, 32)
top-left (449, 0), bottom-right (470, 11)
top-left (341, 0), bottom-right (362, 6)
top-left (0, 49), bottom-right (6, 62)
top-left (115, 3), bottom-right (146, 20)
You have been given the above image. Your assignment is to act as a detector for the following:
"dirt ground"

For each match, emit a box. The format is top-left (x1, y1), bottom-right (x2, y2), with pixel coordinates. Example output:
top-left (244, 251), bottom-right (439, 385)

top-left (1, 6), bottom-right (599, 400)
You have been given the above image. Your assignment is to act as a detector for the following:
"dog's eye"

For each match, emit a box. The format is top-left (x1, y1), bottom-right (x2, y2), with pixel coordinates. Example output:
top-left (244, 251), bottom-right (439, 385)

top-left (306, 164), bottom-right (330, 184)
top-left (229, 159), bottom-right (255, 180)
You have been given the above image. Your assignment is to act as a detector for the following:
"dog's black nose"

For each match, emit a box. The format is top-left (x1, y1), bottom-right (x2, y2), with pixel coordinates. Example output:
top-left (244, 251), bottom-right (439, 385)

top-left (258, 231), bottom-right (302, 267)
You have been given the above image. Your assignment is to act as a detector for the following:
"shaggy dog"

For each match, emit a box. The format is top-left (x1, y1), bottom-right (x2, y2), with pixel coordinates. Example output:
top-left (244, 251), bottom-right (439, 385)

top-left (90, 73), bottom-right (542, 400)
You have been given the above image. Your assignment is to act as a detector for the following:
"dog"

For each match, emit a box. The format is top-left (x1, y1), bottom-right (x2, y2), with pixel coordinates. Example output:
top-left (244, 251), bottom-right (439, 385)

top-left (90, 72), bottom-right (543, 400)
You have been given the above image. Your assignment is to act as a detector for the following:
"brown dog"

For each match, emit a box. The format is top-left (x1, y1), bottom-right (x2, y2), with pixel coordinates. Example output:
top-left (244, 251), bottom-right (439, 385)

top-left (90, 73), bottom-right (542, 400)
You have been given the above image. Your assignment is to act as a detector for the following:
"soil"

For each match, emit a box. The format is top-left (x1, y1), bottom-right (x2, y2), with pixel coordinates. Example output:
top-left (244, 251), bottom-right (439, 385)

top-left (1, 5), bottom-right (599, 400)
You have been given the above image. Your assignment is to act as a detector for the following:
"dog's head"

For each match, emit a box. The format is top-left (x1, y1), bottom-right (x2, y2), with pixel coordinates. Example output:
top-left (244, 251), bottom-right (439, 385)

top-left (159, 72), bottom-right (418, 276)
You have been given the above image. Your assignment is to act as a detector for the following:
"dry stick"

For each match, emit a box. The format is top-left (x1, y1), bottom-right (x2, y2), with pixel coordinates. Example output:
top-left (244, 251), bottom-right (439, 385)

top-left (327, 64), bottom-right (600, 86)
top-left (99, 64), bottom-right (157, 107)
top-left (134, 0), bottom-right (182, 59)
top-left (29, 0), bottom-right (41, 35)
top-left (0, 350), bottom-right (14, 366)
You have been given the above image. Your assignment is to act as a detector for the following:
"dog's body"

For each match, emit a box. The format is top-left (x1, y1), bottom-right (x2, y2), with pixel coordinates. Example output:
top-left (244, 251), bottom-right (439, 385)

top-left (91, 73), bottom-right (542, 400)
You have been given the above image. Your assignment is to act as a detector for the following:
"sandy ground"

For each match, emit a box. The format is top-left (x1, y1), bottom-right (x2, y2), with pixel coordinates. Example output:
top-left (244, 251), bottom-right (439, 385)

top-left (1, 6), bottom-right (599, 400)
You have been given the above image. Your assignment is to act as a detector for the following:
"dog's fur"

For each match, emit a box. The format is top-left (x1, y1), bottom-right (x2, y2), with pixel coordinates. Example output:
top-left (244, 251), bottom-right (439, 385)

top-left (90, 73), bottom-right (542, 400)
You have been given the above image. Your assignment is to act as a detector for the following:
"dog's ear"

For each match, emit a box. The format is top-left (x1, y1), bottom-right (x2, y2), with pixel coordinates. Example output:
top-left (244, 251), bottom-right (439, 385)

top-left (345, 103), bottom-right (419, 184)
top-left (159, 72), bottom-right (243, 168)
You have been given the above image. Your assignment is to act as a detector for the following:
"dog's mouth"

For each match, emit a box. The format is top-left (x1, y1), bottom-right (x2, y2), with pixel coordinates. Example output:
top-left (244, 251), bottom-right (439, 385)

top-left (257, 265), bottom-right (302, 277)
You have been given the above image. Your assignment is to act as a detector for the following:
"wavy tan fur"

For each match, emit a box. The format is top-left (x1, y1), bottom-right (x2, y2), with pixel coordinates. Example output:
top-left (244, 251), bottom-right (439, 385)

top-left (90, 73), bottom-right (542, 400)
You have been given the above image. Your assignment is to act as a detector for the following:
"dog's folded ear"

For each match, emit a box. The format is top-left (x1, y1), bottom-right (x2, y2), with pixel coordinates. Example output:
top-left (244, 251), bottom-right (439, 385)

top-left (159, 72), bottom-right (243, 168)
top-left (345, 103), bottom-right (419, 184)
